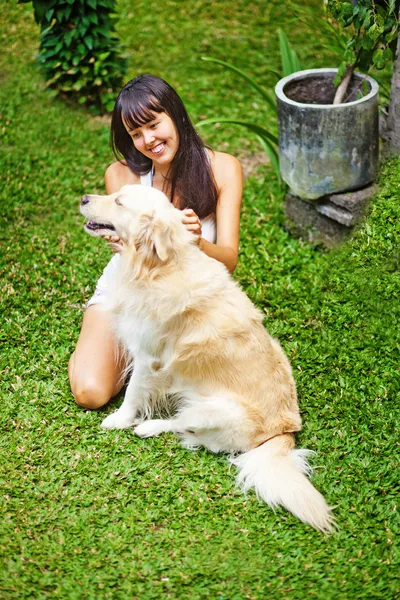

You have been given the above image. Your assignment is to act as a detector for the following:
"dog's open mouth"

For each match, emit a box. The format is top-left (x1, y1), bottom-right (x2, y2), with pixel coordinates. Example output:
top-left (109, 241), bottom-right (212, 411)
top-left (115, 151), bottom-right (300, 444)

top-left (85, 221), bottom-right (116, 233)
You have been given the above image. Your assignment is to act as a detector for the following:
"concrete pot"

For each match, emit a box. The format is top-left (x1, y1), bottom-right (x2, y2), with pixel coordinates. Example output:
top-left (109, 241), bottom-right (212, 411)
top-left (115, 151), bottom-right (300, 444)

top-left (275, 68), bottom-right (379, 200)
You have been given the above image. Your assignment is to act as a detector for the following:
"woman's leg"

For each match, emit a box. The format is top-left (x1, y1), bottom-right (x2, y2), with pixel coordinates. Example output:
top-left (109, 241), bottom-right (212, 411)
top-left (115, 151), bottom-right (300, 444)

top-left (68, 305), bottom-right (127, 409)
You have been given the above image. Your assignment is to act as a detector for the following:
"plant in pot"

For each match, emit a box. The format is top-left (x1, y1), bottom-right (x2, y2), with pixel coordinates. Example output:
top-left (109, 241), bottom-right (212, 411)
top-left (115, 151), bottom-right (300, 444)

top-left (197, 30), bottom-right (301, 183)
top-left (276, 0), bottom-right (399, 201)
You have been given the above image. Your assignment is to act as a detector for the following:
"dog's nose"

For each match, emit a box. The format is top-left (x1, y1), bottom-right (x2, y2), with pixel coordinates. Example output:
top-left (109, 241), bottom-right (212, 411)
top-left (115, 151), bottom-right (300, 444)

top-left (81, 195), bottom-right (90, 205)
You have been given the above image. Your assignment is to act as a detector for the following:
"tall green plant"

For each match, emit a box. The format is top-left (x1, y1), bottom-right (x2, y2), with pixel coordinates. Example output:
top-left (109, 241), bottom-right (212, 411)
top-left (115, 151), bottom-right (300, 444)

top-left (18, 0), bottom-right (127, 114)
top-left (197, 30), bottom-right (300, 182)
top-left (327, 0), bottom-right (399, 103)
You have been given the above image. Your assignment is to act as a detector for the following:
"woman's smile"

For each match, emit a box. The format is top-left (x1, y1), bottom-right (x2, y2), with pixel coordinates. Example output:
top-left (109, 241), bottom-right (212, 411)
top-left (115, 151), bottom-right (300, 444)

top-left (149, 142), bottom-right (166, 155)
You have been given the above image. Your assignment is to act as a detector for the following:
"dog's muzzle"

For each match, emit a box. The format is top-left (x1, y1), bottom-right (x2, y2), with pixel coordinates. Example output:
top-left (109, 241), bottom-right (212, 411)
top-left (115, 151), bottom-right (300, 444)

top-left (80, 195), bottom-right (116, 232)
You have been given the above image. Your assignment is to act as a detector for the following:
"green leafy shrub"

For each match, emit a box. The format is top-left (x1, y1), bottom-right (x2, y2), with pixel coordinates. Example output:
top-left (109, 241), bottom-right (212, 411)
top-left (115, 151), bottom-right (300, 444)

top-left (327, 0), bottom-right (399, 102)
top-left (18, 0), bottom-right (127, 113)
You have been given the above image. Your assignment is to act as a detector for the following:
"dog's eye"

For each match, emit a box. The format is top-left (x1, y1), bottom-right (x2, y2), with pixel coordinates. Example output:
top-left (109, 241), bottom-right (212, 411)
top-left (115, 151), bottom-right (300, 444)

top-left (115, 197), bottom-right (122, 206)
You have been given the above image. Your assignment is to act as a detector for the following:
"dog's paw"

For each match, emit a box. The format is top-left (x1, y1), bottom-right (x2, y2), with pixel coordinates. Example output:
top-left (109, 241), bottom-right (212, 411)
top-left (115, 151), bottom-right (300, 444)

top-left (101, 410), bottom-right (136, 430)
top-left (134, 419), bottom-right (170, 438)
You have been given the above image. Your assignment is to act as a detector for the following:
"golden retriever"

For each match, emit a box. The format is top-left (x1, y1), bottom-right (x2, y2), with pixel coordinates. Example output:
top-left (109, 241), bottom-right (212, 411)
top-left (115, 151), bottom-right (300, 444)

top-left (80, 184), bottom-right (334, 533)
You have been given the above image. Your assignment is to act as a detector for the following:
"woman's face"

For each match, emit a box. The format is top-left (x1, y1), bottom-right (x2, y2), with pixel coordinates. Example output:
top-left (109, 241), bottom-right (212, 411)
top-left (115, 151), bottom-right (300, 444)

top-left (124, 111), bottom-right (179, 167)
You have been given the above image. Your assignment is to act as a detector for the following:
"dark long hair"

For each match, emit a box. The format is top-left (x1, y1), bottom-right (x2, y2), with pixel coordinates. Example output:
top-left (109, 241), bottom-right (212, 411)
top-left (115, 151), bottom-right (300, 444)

top-left (110, 74), bottom-right (218, 219)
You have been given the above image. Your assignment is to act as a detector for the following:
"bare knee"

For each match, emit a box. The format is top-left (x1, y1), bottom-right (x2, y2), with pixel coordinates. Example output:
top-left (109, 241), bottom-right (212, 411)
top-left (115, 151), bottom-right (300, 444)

top-left (73, 382), bottom-right (111, 410)
top-left (69, 353), bottom-right (112, 410)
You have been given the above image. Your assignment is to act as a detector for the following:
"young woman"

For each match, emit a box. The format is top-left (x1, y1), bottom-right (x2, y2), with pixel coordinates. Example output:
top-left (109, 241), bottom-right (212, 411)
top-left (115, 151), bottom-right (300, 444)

top-left (69, 74), bottom-right (243, 409)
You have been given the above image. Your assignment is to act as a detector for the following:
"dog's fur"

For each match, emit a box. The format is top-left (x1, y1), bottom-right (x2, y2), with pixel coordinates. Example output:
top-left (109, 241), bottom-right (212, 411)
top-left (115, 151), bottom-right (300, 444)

top-left (81, 184), bottom-right (334, 532)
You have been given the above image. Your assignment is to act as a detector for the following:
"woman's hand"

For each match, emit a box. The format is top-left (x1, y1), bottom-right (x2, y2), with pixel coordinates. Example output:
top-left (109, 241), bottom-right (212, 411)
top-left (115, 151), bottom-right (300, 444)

top-left (182, 208), bottom-right (202, 244)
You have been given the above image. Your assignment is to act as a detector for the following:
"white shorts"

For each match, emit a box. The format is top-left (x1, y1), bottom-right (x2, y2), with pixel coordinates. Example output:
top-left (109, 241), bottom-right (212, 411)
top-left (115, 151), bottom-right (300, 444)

top-left (86, 254), bottom-right (120, 308)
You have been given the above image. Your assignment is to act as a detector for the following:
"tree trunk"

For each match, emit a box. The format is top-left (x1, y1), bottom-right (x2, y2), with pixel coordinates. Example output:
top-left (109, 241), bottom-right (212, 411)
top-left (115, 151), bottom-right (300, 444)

top-left (384, 9), bottom-right (400, 154)
top-left (333, 66), bottom-right (353, 105)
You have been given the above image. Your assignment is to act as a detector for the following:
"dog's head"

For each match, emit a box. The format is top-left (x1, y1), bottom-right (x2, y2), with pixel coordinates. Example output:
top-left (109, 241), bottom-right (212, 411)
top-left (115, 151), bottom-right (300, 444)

top-left (80, 184), bottom-right (194, 268)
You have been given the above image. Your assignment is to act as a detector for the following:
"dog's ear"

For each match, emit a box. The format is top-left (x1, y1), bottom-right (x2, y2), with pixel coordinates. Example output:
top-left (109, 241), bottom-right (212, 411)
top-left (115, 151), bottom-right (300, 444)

top-left (136, 212), bottom-right (173, 263)
top-left (151, 217), bottom-right (173, 261)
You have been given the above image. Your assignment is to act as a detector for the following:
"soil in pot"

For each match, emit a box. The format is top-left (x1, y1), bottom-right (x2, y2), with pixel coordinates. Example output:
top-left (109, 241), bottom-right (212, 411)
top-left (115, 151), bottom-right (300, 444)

top-left (284, 74), bottom-right (370, 104)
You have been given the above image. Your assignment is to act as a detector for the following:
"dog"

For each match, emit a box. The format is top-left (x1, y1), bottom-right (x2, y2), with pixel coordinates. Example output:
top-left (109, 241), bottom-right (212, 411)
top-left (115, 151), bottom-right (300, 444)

top-left (80, 184), bottom-right (334, 533)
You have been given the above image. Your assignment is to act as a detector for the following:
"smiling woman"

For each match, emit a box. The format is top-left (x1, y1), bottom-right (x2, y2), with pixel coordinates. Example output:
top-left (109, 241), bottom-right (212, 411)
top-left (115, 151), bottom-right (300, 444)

top-left (110, 74), bottom-right (225, 220)
top-left (124, 114), bottom-right (178, 162)
top-left (68, 74), bottom-right (243, 410)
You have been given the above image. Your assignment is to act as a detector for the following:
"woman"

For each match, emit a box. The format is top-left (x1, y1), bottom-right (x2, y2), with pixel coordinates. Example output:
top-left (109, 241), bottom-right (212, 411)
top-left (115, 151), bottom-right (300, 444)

top-left (69, 74), bottom-right (243, 409)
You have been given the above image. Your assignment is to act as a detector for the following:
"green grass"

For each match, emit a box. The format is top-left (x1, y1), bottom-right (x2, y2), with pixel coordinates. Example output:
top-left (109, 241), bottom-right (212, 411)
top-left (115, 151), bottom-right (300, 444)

top-left (1, 1), bottom-right (399, 598)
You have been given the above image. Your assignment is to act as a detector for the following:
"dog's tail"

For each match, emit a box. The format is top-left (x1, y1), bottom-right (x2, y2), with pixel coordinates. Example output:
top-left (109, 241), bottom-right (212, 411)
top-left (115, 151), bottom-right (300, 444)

top-left (230, 434), bottom-right (334, 533)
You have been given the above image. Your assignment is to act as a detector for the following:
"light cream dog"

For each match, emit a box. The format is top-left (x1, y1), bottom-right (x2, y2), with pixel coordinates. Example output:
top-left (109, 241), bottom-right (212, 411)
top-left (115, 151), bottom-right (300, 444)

top-left (80, 184), bottom-right (334, 533)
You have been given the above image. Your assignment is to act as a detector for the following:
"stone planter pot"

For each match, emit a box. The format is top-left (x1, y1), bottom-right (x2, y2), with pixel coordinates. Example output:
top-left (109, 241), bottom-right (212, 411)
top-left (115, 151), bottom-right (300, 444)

top-left (275, 68), bottom-right (379, 200)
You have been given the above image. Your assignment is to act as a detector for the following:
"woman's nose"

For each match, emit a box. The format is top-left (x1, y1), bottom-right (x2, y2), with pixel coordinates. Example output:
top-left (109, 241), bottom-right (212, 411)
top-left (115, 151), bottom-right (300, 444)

top-left (143, 130), bottom-right (155, 145)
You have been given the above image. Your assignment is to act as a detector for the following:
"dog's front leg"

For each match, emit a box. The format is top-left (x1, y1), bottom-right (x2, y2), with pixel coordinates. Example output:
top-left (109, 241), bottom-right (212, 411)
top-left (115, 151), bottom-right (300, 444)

top-left (101, 359), bottom-right (153, 430)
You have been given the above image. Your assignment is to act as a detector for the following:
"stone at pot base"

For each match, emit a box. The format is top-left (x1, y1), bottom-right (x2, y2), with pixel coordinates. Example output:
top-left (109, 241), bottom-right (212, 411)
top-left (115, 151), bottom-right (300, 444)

top-left (284, 184), bottom-right (377, 248)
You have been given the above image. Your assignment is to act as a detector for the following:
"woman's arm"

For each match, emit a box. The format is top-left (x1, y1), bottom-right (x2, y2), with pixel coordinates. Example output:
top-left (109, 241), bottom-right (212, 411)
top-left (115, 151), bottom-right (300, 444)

top-left (202, 151), bottom-right (243, 274)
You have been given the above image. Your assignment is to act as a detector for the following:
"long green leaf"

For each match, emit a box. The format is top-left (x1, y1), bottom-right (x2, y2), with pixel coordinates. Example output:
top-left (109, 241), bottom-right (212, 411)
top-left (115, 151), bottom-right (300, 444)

top-left (196, 118), bottom-right (278, 145)
top-left (290, 48), bottom-right (301, 74)
top-left (255, 134), bottom-right (281, 183)
top-left (196, 118), bottom-right (281, 182)
top-left (278, 29), bottom-right (293, 77)
top-left (200, 56), bottom-right (276, 111)
top-left (265, 68), bottom-right (282, 81)
top-left (278, 29), bottom-right (300, 77)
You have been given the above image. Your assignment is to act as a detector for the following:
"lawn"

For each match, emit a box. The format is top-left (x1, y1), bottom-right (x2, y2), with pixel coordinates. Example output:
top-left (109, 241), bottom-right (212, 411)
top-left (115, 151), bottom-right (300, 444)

top-left (1, 1), bottom-right (399, 598)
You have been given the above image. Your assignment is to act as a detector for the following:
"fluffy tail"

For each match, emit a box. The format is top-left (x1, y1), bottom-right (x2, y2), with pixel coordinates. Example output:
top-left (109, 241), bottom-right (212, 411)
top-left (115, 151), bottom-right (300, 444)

top-left (230, 434), bottom-right (335, 533)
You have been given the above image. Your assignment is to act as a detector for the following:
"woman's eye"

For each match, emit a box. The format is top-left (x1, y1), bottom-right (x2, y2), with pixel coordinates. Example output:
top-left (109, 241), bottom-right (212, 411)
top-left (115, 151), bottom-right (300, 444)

top-left (150, 123), bottom-right (159, 129)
